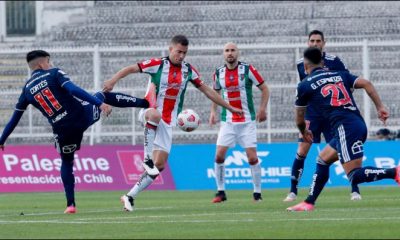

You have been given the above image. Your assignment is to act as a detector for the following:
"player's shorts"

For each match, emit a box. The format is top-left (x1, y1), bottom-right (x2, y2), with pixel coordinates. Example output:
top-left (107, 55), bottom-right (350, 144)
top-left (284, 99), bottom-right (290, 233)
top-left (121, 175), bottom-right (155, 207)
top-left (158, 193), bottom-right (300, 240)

top-left (328, 119), bottom-right (367, 164)
top-left (298, 118), bottom-right (333, 143)
top-left (53, 102), bottom-right (101, 158)
top-left (53, 130), bottom-right (84, 157)
top-left (216, 121), bottom-right (257, 148)
top-left (138, 108), bottom-right (173, 153)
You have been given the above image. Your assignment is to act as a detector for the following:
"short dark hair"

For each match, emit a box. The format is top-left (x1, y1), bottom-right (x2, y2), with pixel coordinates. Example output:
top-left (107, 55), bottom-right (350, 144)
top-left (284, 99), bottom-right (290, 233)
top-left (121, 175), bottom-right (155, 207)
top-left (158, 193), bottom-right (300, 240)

top-left (26, 50), bottom-right (50, 63)
top-left (308, 30), bottom-right (324, 41)
top-left (170, 35), bottom-right (189, 46)
top-left (304, 47), bottom-right (322, 65)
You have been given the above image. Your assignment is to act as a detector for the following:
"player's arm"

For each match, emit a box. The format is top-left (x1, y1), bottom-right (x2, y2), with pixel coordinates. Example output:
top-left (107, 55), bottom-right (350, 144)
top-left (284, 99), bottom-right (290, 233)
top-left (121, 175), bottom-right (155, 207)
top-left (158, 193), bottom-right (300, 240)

top-left (294, 85), bottom-right (313, 143)
top-left (209, 71), bottom-right (221, 126)
top-left (0, 110), bottom-right (24, 150)
top-left (295, 106), bottom-right (313, 143)
top-left (198, 84), bottom-right (242, 115)
top-left (0, 90), bottom-right (29, 150)
top-left (257, 82), bottom-right (269, 122)
top-left (209, 89), bottom-right (220, 126)
top-left (103, 64), bottom-right (141, 92)
top-left (354, 78), bottom-right (389, 124)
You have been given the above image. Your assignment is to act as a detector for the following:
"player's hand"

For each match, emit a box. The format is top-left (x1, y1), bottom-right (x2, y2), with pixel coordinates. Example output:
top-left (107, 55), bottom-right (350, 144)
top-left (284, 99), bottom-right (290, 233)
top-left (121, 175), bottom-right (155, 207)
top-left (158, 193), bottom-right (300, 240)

top-left (0, 145), bottom-right (4, 151)
top-left (228, 106), bottom-right (243, 115)
top-left (209, 111), bottom-right (217, 126)
top-left (377, 106), bottom-right (389, 126)
top-left (301, 129), bottom-right (313, 143)
top-left (103, 80), bottom-right (116, 92)
top-left (99, 103), bottom-right (112, 117)
top-left (256, 109), bottom-right (267, 123)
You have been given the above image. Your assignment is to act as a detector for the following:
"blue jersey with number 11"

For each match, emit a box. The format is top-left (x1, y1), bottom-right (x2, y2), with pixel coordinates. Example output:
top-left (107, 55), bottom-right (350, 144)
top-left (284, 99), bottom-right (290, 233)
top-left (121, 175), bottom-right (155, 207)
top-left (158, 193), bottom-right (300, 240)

top-left (295, 67), bottom-right (363, 128)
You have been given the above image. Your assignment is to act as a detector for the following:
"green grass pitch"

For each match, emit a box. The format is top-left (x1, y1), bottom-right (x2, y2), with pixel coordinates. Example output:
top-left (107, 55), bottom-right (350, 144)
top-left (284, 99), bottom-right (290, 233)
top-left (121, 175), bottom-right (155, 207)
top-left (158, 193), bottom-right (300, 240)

top-left (1, 186), bottom-right (400, 239)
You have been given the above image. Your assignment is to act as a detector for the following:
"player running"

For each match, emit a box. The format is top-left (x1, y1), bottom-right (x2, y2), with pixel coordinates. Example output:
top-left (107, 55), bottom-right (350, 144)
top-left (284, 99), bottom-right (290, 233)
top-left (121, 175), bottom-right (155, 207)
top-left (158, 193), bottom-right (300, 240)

top-left (0, 50), bottom-right (149, 214)
top-left (287, 47), bottom-right (397, 212)
top-left (284, 30), bottom-right (362, 202)
top-left (209, 42), bottom-right (270, 203)
top-left (103, 35), bottom-right (243, 212)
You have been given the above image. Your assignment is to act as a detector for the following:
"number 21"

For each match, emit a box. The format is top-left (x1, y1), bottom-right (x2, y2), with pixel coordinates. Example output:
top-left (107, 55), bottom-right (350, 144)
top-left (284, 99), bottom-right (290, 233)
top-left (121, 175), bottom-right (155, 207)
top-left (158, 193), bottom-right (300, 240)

top-left (321, 82), bottom-right (352, 107)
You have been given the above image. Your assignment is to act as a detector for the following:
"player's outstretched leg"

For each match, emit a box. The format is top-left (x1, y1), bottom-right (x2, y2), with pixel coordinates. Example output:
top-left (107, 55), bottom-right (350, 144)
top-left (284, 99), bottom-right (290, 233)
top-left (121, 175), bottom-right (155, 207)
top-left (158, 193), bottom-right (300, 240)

top-left (95, 92), bottom-right (149, 108)
top-left (348, 166), bottom-right (398, 186)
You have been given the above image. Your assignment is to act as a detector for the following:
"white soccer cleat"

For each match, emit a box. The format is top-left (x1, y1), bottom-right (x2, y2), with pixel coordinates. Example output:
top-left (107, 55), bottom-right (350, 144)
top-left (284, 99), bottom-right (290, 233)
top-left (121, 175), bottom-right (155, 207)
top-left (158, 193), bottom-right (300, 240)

top-left (142, 158), bottom-right (160, 176)
top-left (120, 195), bottom-right (134, 212)
top-left (350, 192), bottom-right (362, 201)
top-left (283, 192), bottom-right (297, 202)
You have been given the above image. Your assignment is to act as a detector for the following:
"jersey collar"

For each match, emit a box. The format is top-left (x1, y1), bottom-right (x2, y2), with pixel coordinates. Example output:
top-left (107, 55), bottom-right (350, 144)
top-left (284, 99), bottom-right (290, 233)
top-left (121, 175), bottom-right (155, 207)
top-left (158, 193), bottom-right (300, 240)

top-left (311, 67), bottom-right (324, 74)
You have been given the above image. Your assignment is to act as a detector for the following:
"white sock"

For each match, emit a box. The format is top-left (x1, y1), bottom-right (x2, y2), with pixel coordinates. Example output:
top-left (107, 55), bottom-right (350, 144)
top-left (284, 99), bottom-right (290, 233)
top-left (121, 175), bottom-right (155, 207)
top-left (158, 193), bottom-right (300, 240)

top-left (144, 121), bottom-right (157, 161)
top-left (215, 162), bottom-right (225, 191)
top-left (250, 162), bottom-right (262, 193)
top-left (127, 173), bottom-right (155, 199)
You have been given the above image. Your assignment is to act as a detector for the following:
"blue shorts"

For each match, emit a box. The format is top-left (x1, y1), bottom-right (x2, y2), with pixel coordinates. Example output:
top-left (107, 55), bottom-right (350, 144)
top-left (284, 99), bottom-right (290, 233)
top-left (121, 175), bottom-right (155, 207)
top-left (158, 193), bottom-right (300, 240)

top-left (328, 119), bottom-right (367, 164)
top-left (298, 118), bottom-right (333, 143)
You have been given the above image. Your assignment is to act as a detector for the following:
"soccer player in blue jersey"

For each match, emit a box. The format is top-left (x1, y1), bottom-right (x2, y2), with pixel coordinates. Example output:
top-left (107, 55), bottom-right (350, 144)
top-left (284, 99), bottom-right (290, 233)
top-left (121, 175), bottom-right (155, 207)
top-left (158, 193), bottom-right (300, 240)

top-left (0, 50), bottom-right (149, 214)
top-left (284, 30), bottom-right (362, 202)
top-left (287, 47), bottom-right (398, 211)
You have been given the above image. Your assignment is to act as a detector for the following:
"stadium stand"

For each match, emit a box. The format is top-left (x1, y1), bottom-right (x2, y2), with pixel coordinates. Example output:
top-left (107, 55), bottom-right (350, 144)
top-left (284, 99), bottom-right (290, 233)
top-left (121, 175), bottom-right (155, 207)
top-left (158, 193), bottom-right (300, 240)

top-left (0, 1), bottom-right (400, 144)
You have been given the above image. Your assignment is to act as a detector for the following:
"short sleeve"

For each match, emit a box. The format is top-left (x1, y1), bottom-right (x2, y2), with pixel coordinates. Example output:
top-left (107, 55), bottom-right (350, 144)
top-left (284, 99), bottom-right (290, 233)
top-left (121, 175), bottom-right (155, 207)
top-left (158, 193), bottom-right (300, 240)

top-left (213, 70), bottom-right (221, 90)
top-left (138, 58), bottom-right (162, 75)
top-left (343, 72), bottom-right (359, 89)
top-left (189, 65), bottom-right (203, 88)
top-left (56, 69), bottom-right (72, 88)
top-left (15, 88), bottom-right (29, 111)
top-left (295, 83), bottom-right (309, 107)
top-left (248, 65), bottom-right (264, 86)
top-left (334, 56), bottom-right (349, 72)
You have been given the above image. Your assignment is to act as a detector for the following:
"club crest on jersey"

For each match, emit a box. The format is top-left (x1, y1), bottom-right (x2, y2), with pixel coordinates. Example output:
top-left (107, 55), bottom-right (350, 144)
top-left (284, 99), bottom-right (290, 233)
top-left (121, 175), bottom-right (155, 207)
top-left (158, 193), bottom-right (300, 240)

top-left (173, 71), bottom-right (177, 79)
top-left (229, 74), bottom-right (234, 82)
top-left (183, 71), bottom-right (188, 80)
top-left (240, 74), bottom-right (245, 81)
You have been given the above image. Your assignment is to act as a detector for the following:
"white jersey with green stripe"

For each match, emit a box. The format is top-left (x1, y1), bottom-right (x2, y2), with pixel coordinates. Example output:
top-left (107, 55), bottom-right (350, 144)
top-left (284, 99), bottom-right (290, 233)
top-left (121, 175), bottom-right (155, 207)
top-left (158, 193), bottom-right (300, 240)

top-left (138, 57), bottom-right (203, 126)
top-left (213, 61), bottom-right (264, 123)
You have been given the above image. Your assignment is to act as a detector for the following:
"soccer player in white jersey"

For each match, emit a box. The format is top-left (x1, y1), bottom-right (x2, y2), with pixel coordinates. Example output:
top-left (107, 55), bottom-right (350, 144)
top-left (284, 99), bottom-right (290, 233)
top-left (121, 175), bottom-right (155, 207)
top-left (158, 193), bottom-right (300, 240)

top-left (209, 42), bottom-right (270, 203)
top-left (103, 35), bottom-right (243, 212)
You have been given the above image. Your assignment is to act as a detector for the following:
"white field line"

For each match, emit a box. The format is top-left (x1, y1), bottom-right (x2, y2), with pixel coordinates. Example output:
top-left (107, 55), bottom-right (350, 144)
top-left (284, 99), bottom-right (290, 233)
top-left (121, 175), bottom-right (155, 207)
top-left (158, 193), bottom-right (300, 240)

top-left (0, 206), bottom-right (173, 218)
top-left (1, 216), bottom-right (400, 225)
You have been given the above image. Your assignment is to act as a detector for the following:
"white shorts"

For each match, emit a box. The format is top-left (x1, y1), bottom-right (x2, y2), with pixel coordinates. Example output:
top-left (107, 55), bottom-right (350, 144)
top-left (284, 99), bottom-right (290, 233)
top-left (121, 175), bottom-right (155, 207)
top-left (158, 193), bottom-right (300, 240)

top-left (138, 109), bottom-right (172, 153)
top-left (216, 121), bottom-right (257, 148)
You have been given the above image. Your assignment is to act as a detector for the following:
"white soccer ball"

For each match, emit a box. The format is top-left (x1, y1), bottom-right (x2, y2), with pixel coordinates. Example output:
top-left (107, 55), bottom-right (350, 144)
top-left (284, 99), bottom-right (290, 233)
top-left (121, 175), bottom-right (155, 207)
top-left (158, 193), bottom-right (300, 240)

top-left (177, 109), bottom-right (200, 132)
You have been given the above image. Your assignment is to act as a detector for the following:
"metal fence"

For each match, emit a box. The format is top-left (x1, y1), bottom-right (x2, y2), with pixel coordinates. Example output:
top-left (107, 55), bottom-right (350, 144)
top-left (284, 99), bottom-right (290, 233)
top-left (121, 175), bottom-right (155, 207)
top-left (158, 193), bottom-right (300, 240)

top-left (0, 40), bottom-right (399, 145)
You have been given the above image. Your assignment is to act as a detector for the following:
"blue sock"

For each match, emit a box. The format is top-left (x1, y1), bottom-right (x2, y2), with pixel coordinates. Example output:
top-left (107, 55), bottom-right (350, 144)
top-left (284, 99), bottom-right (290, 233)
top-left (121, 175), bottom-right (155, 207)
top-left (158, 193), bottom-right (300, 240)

top-left (348, 166), bottom-right (396, 185)
top-left (305, 158), bottom-right (330, 205)
top-left (96, 92), bottom-right (149, 108)
top-left (290, 154), bottom-right (306, 195)
top-left (351, 183), bottom-right (360, 194)
top-left (61, 155), bottom-right (75, 207)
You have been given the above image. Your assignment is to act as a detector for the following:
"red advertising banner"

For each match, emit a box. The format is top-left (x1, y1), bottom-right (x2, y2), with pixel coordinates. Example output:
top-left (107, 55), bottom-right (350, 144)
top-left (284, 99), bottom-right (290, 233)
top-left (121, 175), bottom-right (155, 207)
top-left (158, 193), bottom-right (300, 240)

top-left (0, 145), bottom-right (175, 192)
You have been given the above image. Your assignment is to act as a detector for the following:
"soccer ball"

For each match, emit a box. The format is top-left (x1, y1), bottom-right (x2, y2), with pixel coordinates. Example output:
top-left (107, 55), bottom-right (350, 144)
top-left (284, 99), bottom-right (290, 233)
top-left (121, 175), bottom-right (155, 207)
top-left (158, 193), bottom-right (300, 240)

top-left (177, 109), bottom-right (200, 132)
